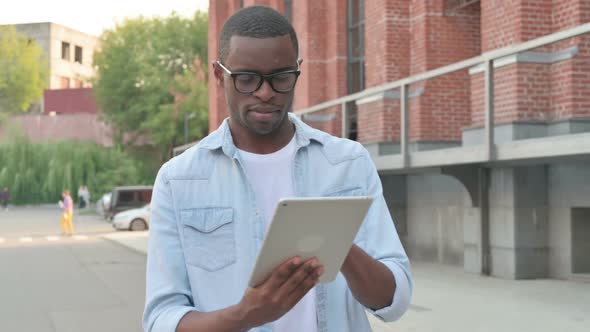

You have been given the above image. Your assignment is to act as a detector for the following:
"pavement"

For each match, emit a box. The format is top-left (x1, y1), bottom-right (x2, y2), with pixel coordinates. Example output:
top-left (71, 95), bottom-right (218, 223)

top-left (0, 207), bottom-right (146, 332)
top-left (103, 231), bottom-right (590, 332)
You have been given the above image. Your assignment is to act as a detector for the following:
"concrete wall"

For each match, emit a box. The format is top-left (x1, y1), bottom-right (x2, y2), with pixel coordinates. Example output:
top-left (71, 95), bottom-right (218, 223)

top-left (13, 22), bottom-right (98, 89)
top-left (406, 173), bottom-right (475, 267)
top-left (548, 161), bottom-right (590, 279)
top-left (394, 161), bottom-right (590, 280)
top-left (488, 166), bottom-right (550, 279)
top-left (571, 208), bottom-right (590, 274)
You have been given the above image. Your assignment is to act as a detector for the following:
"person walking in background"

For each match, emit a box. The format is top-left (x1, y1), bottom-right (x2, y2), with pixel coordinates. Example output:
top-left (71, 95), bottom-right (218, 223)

top-left (82, 185), bottom-right (91, 209)
top-left (78, 186), bottom-right (85, 209)
top-left (60, 189), bottom-right (74, 235)
top-left (1, 187), bottom-right (8, 210)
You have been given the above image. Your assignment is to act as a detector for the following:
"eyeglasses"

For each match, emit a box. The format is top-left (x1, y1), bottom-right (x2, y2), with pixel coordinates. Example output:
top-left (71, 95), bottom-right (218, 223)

top-left (216, 60), bottom-right (301, 94)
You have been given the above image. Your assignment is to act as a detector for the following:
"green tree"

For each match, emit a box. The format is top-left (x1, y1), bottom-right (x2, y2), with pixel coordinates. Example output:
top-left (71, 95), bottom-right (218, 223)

top-left (93, 12), bottom-right (209, 159)
top-left (0, 139), bottom-right (149, 205)
top-left (0, 26), bottom-right (48, 118)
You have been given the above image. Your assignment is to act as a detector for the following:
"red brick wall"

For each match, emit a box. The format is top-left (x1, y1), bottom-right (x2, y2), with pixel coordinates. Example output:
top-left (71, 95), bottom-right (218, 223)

top-left (473, 0), bottom-right (590, 126)
top-left (43, 88), bottom-right (98, 114)
top-left (550, 0), bottom-right (590, 120)
top-left (359, 98), bottom-right (401, 143)
top-left (357, 0), bottom-right (409, 143)
top-left (365, 0), bottom-right (410, 87)
top-left (409, 1), bottom-right (481, 141)
top-left (208, 0), bottom-right (590, 141)
top-left (291, 0), bottom-right (347, 136)
top-left (0, 114), bottom-right (114, 146)
top-left (481, 0), bottom-right (520, 52)
top-left (208, 0), bottom-right (241, 132)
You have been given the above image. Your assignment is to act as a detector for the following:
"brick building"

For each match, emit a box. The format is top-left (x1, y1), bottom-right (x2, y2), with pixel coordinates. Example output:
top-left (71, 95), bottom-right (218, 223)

top-left (208, 0), bottom-right (590, 280)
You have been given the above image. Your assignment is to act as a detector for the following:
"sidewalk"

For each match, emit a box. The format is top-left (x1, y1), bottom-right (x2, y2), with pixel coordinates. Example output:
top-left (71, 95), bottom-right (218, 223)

top-left (103, 232), bottom-right (590, 332)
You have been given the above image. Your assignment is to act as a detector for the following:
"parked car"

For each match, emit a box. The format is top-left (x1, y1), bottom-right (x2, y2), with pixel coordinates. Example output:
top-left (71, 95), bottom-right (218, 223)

top-left (106, 186), bottom-right (152, 221)
top-left (112, 204), bottom-right (150, 231)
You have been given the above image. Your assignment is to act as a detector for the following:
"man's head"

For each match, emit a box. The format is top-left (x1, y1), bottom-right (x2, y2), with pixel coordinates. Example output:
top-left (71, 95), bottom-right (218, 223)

top-left (214, 6), bottom-right (301, 139)
top-left (218, 6), bottom-right (298, 64)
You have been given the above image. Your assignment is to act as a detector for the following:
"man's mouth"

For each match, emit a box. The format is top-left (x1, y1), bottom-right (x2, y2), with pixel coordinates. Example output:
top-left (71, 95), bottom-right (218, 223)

top-left (249, 109), bottom-right (280, 120)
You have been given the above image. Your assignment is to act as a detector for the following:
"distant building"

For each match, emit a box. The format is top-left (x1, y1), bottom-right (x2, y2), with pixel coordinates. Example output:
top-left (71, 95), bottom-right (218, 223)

top-left (12, 22), bottom-right (99, 90)
top-left (0, 22), bottom-right (112, 145)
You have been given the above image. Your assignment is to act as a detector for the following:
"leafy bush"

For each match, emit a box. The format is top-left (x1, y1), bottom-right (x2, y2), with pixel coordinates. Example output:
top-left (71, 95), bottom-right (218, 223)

top-left (0, 139), bottom-right (155, 205)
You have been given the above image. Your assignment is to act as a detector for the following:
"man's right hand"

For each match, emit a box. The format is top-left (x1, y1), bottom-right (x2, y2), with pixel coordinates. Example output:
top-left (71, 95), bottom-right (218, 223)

top-left (176, 257), bottom-right (324, 332)
top-left (237, 256), bottom-right (324, 329)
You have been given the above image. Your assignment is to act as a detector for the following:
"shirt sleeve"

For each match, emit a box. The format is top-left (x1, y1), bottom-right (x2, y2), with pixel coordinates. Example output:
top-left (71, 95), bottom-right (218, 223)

top-left (143, 163), bottom-right (196, 332)
top-left (357, 150), bottom-right (413, 322)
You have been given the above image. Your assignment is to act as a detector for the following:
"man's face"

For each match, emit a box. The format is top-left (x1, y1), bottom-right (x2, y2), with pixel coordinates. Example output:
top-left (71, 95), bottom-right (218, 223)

top-left (214, 35), bottom-right (299, 136)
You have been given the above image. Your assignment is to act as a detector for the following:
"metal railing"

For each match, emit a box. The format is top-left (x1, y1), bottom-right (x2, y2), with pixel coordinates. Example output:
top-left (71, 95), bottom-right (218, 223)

top-left (295, 22), bottom-right (590, 168)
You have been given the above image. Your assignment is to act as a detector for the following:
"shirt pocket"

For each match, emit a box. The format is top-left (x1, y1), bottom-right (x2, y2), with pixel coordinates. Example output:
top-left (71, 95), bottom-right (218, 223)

top-left (180, 207), bottom-right (236, 271)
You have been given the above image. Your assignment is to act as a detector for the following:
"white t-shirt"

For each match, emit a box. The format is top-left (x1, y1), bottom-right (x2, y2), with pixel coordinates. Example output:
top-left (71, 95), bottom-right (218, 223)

top-left (239, 136), bottom-right (318, 332)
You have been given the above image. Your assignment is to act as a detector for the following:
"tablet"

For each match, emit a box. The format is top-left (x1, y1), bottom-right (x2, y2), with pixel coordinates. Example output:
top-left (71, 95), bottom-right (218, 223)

top-left (248, 196), bottom-right (373, 287)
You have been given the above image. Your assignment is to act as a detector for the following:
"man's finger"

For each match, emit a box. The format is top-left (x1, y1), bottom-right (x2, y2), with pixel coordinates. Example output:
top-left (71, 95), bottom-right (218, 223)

top-left (276, 258), bottom-right (319, 297)
top-left (262, 256), bottom-right (302, 290)
top-left (285, 265), bottom-right (324, 308)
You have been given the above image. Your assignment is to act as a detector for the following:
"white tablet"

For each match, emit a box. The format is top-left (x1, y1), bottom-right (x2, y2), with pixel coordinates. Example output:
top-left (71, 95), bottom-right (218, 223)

top-left (248, 196), bottom-right (373, 287)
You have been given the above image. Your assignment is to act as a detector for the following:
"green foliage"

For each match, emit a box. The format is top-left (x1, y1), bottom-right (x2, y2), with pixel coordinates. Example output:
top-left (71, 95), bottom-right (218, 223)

top-left (93, 12), bottom-right (209, 159)
top-left (0, 26), bottom-right (48, 115)
top-left (0, 139), bottom-right (152, 205)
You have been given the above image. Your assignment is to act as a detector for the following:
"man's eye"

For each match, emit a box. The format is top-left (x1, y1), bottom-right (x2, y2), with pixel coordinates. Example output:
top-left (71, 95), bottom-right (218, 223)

top-left (273, 74), bottom-right (291, 82)
top-left (236, 75), bottom-right (257, 83)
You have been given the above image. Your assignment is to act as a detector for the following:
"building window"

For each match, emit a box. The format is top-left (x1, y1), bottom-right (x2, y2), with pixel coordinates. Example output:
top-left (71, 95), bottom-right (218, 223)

top-left (61, 42), bottom-right (70, 61)
top-left (74, 46), bottom-right (83, 64)
top-left (60, 77), bottom-right (70, 89)
top-left (347, 0), bottom-right (365, 140)
top-left (285, 0), bottom-right (293, 22)
top-left (240, 0), bottom-right (244, 8)
top-left (72, 79), bottom-right (83, 88)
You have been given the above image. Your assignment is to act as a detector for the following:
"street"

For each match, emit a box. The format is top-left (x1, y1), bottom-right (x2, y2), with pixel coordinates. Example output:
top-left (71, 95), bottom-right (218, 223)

top-left (1, 207), bottom-right (589, 332)
top-left (0, 207), bottom-right (145, 332)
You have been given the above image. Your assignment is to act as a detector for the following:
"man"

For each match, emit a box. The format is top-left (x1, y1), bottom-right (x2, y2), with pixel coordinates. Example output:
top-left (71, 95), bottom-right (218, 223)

top-left (60, 190), bottom-right (74, 236)
top-left (1, 187), bottom-right (8, 210)
top-left (78, 186), bottom-right (85, 209)
top-left (144, 6), bottom-right (412, 332)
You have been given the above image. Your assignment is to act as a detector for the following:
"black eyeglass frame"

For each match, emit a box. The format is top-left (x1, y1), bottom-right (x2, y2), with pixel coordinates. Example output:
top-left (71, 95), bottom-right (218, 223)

top-left (216, 60), bottom-right (301, 94)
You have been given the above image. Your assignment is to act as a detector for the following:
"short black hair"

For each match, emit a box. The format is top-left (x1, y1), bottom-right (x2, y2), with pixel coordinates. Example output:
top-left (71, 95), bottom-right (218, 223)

top-left (218, 6), bottom-right (299, 63)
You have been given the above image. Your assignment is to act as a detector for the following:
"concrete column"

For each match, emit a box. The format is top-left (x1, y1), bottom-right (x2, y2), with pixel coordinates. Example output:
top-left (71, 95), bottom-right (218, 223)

top-left (380, 174), bottom-right (408, 248)
top-left (489, 166), bottom-right (549, 279)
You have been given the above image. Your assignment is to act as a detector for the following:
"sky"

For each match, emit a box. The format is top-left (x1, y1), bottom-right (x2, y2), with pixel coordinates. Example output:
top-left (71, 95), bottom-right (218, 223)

top-left (0, 0), bottom-right (209, 36)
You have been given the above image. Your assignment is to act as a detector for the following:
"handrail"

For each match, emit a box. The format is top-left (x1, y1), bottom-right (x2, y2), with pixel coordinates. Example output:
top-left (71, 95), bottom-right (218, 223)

top-left (294, 22), bottom-right (590, 167)
top-left (295, 22), bottom-right (590, 116)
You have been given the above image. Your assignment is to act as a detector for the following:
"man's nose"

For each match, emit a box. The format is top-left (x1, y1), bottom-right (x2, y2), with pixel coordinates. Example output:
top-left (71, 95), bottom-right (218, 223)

top-left (252, 78), bottom-right (275, 102)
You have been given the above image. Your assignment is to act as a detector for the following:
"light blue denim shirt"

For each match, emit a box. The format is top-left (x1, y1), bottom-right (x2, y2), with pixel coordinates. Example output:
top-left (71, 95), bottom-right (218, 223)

top-left (143, 113), bottom-right (412, 332)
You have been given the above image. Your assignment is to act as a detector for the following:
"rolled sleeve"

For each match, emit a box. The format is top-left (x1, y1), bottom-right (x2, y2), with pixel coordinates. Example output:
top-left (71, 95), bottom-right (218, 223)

top-left (366, 260), bottom-right (412, 321)
top-left (359, 151), bottom-right (413, 322)
top-left (143, 163), bottom-right (196, 332)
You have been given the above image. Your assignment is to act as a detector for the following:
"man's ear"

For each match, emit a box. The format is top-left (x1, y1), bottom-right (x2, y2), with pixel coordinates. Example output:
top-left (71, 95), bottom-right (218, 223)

top-left (212, 61), bottom-right (225, 87)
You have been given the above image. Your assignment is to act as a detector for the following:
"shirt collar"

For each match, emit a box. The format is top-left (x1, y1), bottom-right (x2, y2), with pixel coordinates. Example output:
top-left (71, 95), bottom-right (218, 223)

top-left (199, 113), bottom-right (326, 158)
